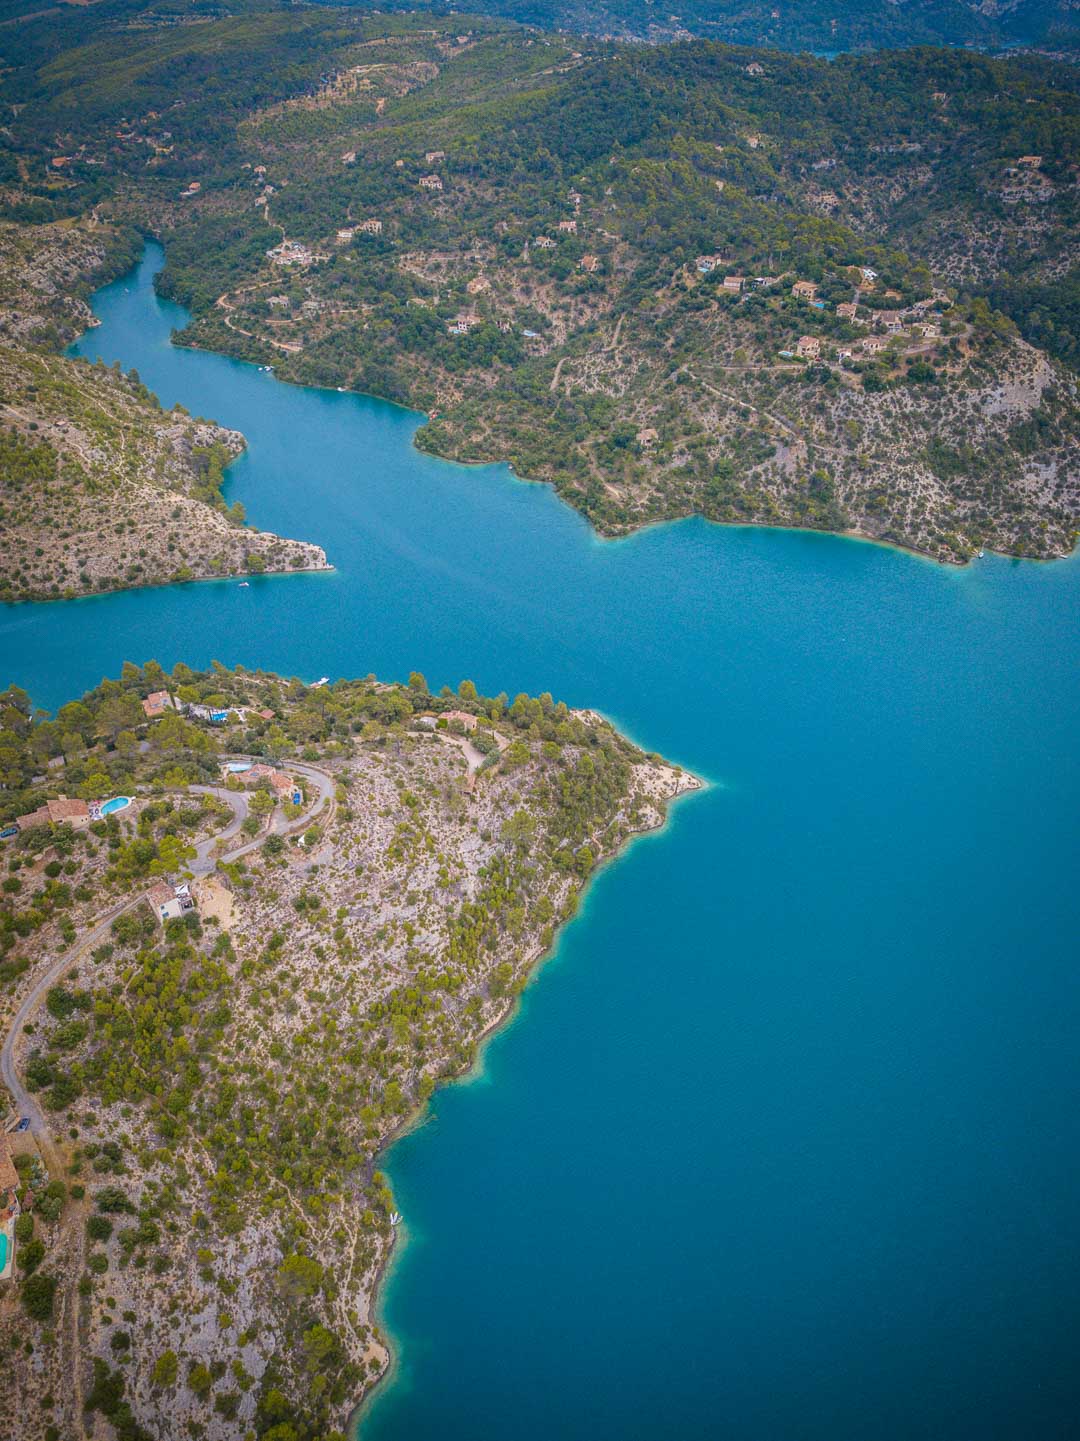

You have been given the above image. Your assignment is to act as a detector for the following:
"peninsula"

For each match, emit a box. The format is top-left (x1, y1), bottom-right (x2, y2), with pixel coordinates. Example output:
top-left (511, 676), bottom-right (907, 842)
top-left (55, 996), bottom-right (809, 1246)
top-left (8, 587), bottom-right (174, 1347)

top-left (0, 663), bottom-right (697, 1441)
top-left (0, 221), bottom-right (329, 603)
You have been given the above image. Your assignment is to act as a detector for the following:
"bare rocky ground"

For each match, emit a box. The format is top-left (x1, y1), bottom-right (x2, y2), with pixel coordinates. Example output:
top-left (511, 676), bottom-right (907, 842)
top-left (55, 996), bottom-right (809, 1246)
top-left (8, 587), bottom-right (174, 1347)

top-left (0, 222), bottom-right (330, 601)
top-left (0, 677), bottom-right (698, 1441)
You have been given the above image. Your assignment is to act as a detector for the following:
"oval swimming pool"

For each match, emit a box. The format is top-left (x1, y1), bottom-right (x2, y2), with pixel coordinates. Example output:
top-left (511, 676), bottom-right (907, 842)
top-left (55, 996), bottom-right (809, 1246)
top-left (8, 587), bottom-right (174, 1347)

top-left (98, 796), bottom-right (132, 816)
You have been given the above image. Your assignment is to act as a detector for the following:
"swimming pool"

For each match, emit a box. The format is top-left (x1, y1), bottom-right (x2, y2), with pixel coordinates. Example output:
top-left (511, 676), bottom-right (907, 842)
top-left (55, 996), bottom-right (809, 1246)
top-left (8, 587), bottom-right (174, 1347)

top-left (0, 1231), bottom-right (8, 1274)
top-left (225, 762), bottom-right (252, 773)
top-left (98, 796), bottom-right (132, 816)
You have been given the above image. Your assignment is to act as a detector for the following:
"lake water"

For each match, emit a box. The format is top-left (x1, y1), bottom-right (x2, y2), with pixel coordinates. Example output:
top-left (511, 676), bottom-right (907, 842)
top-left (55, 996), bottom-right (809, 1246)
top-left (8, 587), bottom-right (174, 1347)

top-left (4, 243), bottom-right (1080, 1438)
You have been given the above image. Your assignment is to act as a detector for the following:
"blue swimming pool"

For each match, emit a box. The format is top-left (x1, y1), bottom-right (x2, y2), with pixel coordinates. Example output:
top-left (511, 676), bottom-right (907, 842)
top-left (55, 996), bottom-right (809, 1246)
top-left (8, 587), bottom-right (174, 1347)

top-left (0, 1231), bottom-right (8, 1272)
top-left (98, 796), bottom-right (132, 816)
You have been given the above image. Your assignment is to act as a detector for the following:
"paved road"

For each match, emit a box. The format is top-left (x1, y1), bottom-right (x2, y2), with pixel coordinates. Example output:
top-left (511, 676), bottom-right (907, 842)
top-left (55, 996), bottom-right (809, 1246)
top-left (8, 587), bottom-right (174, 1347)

top-left (1, 896), bottom-right (140, 1164)
top-left (189, 785), bottom-right (249, 873)
top-left (2, 762), bottom-right (336, 1154)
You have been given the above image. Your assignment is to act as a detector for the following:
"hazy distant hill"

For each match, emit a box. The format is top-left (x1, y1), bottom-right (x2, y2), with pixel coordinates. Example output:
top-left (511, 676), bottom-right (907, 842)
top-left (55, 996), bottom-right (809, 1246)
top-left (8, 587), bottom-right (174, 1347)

top-left (334, 0), bottom-right (1079, 52)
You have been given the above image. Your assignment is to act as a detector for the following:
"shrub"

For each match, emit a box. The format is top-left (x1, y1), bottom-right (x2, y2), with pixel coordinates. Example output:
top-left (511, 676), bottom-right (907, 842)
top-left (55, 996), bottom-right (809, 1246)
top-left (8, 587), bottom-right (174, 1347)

top-left (21, 1271), bottom-right (57, 1321)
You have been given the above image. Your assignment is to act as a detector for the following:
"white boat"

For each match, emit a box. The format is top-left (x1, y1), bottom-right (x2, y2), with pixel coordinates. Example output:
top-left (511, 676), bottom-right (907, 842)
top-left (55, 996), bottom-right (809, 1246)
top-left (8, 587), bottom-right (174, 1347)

top-left (238, 581), bottom-right (250, 587)
top-left (390, 1212), bottom-right (401, 1227)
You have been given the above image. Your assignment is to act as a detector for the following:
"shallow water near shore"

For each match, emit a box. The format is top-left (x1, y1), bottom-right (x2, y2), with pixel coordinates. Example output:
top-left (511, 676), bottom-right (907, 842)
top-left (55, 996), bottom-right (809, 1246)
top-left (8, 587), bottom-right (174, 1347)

top-left (3, 243), bottom-right (1080, 1438)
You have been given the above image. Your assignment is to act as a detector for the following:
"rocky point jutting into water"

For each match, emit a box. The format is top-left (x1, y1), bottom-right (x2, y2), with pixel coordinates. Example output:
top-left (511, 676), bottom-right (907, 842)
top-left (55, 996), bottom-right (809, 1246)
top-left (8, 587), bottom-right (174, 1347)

top-left (0, 222), bottom-right (329, 603)
top-left (0, 664), bottom-right (697, 1441)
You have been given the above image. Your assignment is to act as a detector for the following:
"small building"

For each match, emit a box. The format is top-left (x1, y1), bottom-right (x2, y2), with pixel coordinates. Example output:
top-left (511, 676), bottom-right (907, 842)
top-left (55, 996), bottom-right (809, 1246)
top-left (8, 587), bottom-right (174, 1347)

top-left (872, 311), bottom-right (904, 333)
top-left (448, 312), bottom-right (481, 335)
top-left (752, 276), bottom-right (778, 288)
top-left (142, 690), bottom-right (174, 719)
top-left (254, 165), bottom-right (267, 176)
top-left (558, 218), bottom-right (578, 233)
top-left (579, 254), bottom-right (600, 273)
top-left (792, 280), bottom-right (818, 300)
top-left (863, 336), bottom-right (889, 354)
top-left (16, 796), bottom-right (91, 832)
top-left (1017, 155), bottom-right (1042, 168)
top-left (51, 156), bottom-right (73, 169)
top-left (357, 218), bottom-right (383, 235)
top-left (266, 241), bottom-right (315, 268)
top-left (568, 189), bottom-right (583, 208)
top-left (723, 275), bottom-right (746, 292)
top-left (341, 151), bottom-right (356, 165)
top-left (534, 235), bottom-right (556, 249)
top-left (336, 228), bottom-right (356, 244)
top-left (860, 266), bottom-right (878, 282)
top-left (696, 256), bottom-right (718, 274)
top-left (425, 150), bottom-right (446, 164)
top-left (258, 709), bottom-right (275, 721)
top-left (745, 62), bottom-right (765, 76)
top-left (636, 427), bottom-right (659, 449)
top-left (796, 336), bottom-right (821, 359)
top-left (442, 709), bottom-right (479, 731)
top-left (917, 323), bottom-right (941, 339)
top-left (419, 174), bottom-right (444, 191)
top-left (267, 295), bottom-right (290, 310)
top-left (146, 881), bottom-right (194, 926)
top-left (931, 91), bottom-right (947, 102)
top-left (836, 302), bottom-right (858, 321)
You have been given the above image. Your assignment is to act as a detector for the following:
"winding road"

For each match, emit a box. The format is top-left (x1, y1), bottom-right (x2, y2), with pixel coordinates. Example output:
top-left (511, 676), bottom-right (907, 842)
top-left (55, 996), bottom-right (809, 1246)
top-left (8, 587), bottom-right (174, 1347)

top-left (1, 760), bottom-right (335, 1147)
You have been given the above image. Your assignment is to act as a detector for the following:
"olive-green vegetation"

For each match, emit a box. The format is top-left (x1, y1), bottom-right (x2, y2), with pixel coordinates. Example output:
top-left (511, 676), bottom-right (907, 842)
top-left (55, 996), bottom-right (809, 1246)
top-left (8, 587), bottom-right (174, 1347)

top-left (2, 661), bottom-right (691, 1441)
top-left (0, 332), bottom-right (328, 601)
top-left (343, 0), bottom-right (1078, 54)
top-left (0, 11), bottom-right (1077, 561)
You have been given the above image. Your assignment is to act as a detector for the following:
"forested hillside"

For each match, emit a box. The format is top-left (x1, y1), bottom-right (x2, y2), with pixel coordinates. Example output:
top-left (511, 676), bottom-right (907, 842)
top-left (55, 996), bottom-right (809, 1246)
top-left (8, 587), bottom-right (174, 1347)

top-left (337, 0), bottom-right (1080, 53)
top-left (0, 9), bottom-right (1077, 561)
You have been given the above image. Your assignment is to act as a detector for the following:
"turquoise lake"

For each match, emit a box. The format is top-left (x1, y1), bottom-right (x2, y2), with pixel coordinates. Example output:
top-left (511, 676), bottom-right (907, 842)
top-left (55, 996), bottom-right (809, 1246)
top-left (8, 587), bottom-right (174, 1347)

top-left (3, 242), bottom-right (1080, 1437)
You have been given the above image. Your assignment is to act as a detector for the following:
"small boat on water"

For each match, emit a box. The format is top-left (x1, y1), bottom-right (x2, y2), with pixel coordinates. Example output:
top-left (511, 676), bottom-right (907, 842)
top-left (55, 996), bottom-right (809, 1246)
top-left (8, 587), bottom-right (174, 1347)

top-left (238, 581), bottom-right (250, 587)
top-left (390, 1212), bottom-right (401, 1227)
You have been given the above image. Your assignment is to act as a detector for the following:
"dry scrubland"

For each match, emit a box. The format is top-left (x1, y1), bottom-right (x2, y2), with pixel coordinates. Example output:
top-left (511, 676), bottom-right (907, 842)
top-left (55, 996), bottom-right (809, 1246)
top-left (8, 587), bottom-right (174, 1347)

top-left (0, 665), bottom-right (697, 1441)
top-left (0, 221), bottom-right (328, 601)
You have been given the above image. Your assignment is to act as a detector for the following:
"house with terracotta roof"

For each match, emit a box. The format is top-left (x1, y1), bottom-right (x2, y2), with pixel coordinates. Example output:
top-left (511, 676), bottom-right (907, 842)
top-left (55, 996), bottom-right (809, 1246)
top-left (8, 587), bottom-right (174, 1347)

top-left (534, 236), bottom-right (556, 249)
top-left (836, 302), bottom-right (859, 321)
top-left (142, 690), bottom-right (174, 719)
top-left (796, 336), bottom-right (821, 359)
top-left (558, 219), bottom-right (578, 233)
top-left (419, 174), bottom-right (443, 191)
top-left (16, 796), bottom-right (91, 832)
top-left (579, 254), bottom-right (600, 273)
top-left (723, 275), bottom-right (746, 292)
top-left (792, 280), bottom-right (818, 300)
top-left (442, 710), bottom-right (479, 731)
top-left (146, 881), bottom-right (194, 926)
